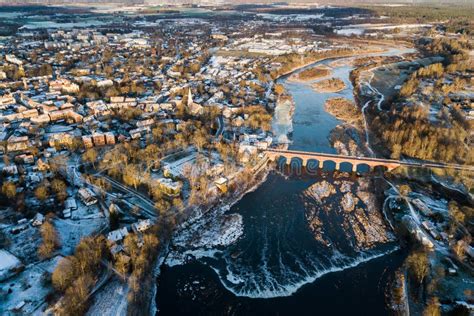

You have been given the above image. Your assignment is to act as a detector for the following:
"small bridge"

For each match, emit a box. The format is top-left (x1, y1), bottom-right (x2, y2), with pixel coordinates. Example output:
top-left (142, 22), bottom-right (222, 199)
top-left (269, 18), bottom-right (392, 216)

top-left (264, 149), bottom-right (474, 173)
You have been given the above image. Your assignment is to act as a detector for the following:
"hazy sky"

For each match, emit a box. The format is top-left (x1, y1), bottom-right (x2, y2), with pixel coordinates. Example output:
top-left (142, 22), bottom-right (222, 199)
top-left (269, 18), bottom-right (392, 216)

top-left (1, 0), bottom-right (471, 5)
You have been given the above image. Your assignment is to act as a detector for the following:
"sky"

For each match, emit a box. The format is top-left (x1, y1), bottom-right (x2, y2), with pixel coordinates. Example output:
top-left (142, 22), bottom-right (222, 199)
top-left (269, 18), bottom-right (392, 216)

top-left (1, 0), bottom-right (471, 5)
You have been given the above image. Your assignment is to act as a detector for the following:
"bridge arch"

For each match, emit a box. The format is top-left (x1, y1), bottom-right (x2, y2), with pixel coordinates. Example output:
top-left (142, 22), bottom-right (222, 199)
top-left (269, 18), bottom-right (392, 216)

top-left (305, 159), bottom-right (320, 175)
top-left (355, 163), bottom-right (370, 173)
top-left (289, 157), bottom-right (303, 175)
top-left (321, 160), bottom-right (337, 171)
top-left (339, 161), bottom-right (354, 173)
top-left (273, 156), bottom-right (288, 171)
top-left (373, 164), bottom-right (389, 173)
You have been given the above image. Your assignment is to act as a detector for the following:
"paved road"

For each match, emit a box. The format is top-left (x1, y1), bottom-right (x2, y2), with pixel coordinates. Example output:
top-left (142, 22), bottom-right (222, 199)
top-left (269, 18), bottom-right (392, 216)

top-left (102, 176), bottom-right (158, 219)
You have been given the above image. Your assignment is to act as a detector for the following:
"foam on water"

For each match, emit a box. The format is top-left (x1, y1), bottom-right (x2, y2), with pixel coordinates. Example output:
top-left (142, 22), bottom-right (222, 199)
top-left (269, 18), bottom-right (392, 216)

top-left (209, 246), bottom-right (399, 298)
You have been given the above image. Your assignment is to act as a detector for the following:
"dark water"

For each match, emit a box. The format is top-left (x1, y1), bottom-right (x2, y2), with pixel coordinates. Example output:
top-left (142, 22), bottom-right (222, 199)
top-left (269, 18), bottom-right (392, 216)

top-left (158, 249), bottom-right (404, 316)
top-left (156, 54), bottom-right (406, 315)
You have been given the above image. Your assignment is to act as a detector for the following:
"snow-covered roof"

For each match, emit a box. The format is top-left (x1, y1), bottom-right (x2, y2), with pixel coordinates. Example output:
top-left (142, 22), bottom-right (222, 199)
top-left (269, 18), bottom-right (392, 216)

top-left (0, 249), bottom-right (22, 281)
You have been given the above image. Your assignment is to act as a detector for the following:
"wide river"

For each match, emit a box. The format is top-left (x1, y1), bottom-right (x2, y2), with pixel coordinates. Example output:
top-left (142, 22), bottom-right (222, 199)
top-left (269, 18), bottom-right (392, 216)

top-left (156, 49), bottom-right (410, 315)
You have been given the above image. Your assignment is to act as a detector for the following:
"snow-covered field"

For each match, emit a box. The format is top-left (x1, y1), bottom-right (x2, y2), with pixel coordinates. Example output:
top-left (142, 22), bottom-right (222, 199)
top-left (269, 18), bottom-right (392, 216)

top-left (336, 23), bottom-right (432, 36)
top-left (55, 217), bottom-right (106, 255)
top-left (0, 255), bottom-right (63, 315)
top-left (0, 249), bottom-right (22, 281)
top-left (86, 280), bottom-right (128, 316)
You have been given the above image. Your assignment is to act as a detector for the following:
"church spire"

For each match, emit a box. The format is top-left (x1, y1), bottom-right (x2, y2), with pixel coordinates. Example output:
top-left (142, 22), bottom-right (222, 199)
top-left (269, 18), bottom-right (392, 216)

top-left (187, 87), bottom-right (193, 106)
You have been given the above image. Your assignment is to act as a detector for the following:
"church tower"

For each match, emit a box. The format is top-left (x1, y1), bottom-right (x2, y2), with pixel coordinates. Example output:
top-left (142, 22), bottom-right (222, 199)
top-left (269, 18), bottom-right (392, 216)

top-left (187, 87), bottom-right (193, 106)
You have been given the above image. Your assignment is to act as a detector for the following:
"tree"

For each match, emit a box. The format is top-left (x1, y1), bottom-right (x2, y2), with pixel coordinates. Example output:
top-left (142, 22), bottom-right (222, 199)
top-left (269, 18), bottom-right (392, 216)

top-left (172, 198), bottom-right (184, 210)
top-left (123, 164), bottom-right (141, 189)
top-left (49, 154), bottom-right (69, 174)
top-left (391, 144), bottom-right (402, 159)
top-left (1, 181), bottom-right (16, 199)
top-left (114, 254), bottom-right (130, 277)
top-left (35, 184), bottom-right (49, 202)
top-left (193, 131), bottom-right (207, 152)
top-left (38, 63), bottom-right (53, 76)
top-left (406, 251), bottom-right (430, 286)
top-left (59, 273), bottom-right (94, 316)
top-left (448, 201), bottom-right (465, 224)
top-left (38, 221), bottom-right (60, 259)
top-left (155, 199), bottom-right (170, 216)
top-left (423, 297), bottom-right (440, 316)
top-left (399, 184), bottom-right (411, 198)
top-left (82, 148), bottom-right (98, 168)
top-left (274, 84), bottom-right (285, 95)
top-left (52, 257), bottom-right (75, 292)
top-left (51, 178), bottom-right (68, 203)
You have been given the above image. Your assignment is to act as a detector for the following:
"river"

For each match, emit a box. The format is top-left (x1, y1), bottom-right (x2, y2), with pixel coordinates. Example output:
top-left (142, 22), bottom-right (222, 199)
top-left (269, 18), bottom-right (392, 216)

top-left (156, 48), bottom-right (412, 315)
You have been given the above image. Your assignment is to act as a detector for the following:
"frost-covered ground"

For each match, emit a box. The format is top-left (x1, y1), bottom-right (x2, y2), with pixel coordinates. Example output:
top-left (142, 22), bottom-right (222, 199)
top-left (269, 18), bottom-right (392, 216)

top-left (86, 280), bottom-right (128, 316)
top-left (0, 249), bottom-right (22, 281)
top-left (55, 217), bottom-right (106, 255)
top-left (0, 255), bottom-right (63, 315)
top-left (5, 225), bottom-right (41, 262)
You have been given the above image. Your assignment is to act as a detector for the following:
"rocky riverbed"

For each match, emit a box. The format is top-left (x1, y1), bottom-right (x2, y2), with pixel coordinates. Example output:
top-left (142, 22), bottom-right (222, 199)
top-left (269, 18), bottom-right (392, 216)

top-left (304, 175), bottom-right (394, 252)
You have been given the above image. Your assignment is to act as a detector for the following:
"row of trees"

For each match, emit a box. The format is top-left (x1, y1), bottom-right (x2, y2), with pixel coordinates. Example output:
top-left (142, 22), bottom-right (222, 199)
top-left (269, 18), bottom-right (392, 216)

top-left (374, 37), bottom-right (472, 166)
top-left (373, 105), bottom-right (471, 163)
top-left (52, 236), bottom-right (109, 315)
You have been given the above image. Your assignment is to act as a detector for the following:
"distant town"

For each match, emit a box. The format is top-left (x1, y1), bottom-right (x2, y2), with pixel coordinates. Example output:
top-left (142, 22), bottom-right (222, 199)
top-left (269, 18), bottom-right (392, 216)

top-left (0, 2), bottom-right (472, 316)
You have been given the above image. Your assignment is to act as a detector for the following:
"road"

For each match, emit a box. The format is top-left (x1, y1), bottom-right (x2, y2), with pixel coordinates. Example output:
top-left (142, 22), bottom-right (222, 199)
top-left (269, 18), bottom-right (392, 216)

top-left (102, 176), bottom-right (158, 219)
top-left (215, 115), bottom-right (224, 138)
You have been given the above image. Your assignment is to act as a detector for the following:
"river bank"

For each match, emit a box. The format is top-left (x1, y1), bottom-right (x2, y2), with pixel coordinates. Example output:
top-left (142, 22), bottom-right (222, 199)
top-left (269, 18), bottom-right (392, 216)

top-left (154, 44), bottom-right (417, 315)
top-left (153, 163), bottom-right (272, 313)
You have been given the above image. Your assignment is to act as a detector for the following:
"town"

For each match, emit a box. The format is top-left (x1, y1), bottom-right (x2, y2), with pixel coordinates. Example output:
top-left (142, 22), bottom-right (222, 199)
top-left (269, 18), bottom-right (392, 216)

top-left (0, 2), bottom-right (473, 316)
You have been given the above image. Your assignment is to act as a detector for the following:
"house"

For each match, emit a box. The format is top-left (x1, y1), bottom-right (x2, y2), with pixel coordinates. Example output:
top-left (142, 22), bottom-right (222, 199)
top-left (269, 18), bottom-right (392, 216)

top-left (105, 132), bottom-right (115, 145)
top-left (132, 219), bottom-right (153, 233)
top-left (82, 135), bottom-right (93, 149)
top-left (6, 136), bottom-right (29, 152)
top-left (206, 163), bottom-right (224, 177)
top-left (155, 177), bottom-right (182, 197)
top-left (78, 188), bottom-right (97, 206)
top-left (214, 177), bottom-right (228, 193)
top-left (31, 213), bottom-right (45, 227)
top-left (107, 227), bottom-right (129, 243)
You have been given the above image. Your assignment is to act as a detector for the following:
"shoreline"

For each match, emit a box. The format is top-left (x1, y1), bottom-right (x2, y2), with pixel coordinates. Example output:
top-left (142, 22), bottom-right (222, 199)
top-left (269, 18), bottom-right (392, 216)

top-left (275, 47), bottom-right (390, 81)
top-left (152, 165), bottom-right (271, 314)
top-left (150, 42), bottom-right (413, 313)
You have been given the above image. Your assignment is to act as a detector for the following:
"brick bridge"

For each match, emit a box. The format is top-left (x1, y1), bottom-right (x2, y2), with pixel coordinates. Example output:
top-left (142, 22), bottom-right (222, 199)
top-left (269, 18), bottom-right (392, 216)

top-left (264, 149), bottom-right (474, 173)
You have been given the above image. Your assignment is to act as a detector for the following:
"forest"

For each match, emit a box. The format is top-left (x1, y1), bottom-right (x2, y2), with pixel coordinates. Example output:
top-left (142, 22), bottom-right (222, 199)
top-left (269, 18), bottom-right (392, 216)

top-left (371, 37), bottom-right (473, 165)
